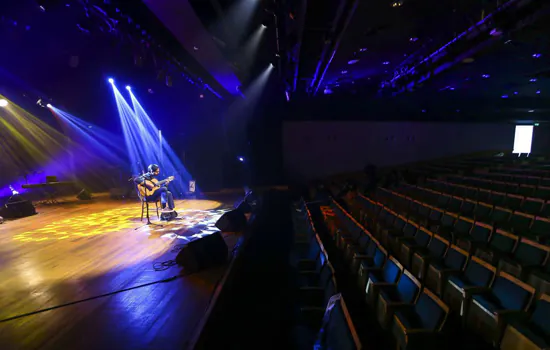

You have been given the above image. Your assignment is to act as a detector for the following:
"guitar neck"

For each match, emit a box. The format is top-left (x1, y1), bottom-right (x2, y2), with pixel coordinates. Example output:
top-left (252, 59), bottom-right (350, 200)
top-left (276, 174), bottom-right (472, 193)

top-left (157, 178), bottom-right (172, 186)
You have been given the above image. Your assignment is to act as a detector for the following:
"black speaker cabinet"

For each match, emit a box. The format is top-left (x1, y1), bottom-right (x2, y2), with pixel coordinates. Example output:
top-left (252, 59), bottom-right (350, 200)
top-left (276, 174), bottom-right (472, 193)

top-left (176, 231), bottom-right (228, 273)
top-left (4, 197), bottom-right (36, 218)
top-left (215, 209), bottom-right (247, 232)
top-left (77, 189), bottom-right (92, 200)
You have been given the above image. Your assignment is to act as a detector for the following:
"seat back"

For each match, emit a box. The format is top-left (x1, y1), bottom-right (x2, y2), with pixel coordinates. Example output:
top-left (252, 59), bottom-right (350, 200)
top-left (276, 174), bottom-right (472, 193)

top-left (530, 216), bottom-right (550, 237)
top-left (489, 229), bottom-right (518, 254)
top-left (414, 288), bottom-right (449, 331)
top-left (443, 244), bottom-right (468, 270)
top-left (491, 272), bottom-right (535, 311)
top-left (427, 234), bottom-right (449, 258)
top-left (509, 212), bottom-right (534, 233)
top-left (439, 212), bottom-right (457, 230)
top-left (319, 259), bottom-right (334, 288)
top-left (530, 294), bottom-right (550, 336)
top-left (382, 256), bottom-right (402, 283)
top-left (490, 206), bottom-right (512, 224)
top-left (392, 215), bottom-right (407, 231)
top-left (474, 201), bottom-right (493, 219)
top-left (402, 221), bottom-right (418, 239)
top-left (315, 293), bottom-right (362, 350)
top-left (414, 227), bottom-right (432, 246)
top-left (396, 270), bottom-right (422, 304)
top-left (513, 238), bottom-right (549, 267)
top-left (372, 245), bottom-right (387, 268)
top-left (463, 256), bottom-right (496, 287)
top-left (454, 217), bottom-right (474, 236)
top-left (522, 197), bottom-right (544, 215)
top-left (470, 222), bottom-right (492, 242)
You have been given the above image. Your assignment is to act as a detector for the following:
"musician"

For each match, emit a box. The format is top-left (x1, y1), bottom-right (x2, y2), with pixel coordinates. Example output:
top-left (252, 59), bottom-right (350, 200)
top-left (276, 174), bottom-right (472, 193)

top-left (134, 164), bottom-right (175, 211)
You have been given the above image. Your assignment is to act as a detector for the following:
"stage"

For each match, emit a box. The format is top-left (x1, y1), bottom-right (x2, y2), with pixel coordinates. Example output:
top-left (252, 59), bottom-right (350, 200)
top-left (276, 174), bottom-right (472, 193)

top-left (0, 193), bottom-right (240, 349)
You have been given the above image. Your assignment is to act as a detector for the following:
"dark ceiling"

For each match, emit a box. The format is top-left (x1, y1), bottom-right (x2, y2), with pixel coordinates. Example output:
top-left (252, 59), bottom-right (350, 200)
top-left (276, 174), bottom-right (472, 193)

top-left (2, 0), bottom-right (549, 123)
top-left (283, 0), bottom-right (550, 121)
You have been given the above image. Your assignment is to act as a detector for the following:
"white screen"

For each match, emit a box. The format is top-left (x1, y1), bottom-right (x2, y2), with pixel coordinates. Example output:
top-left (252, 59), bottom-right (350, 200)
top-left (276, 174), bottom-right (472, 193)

top-left (513, 125), bottom-right (534, 154)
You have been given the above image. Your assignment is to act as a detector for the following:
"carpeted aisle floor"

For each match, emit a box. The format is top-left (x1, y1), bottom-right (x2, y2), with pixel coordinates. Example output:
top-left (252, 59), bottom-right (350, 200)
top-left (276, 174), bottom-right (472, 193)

top-left (195, 190), bottom-right (295, 349)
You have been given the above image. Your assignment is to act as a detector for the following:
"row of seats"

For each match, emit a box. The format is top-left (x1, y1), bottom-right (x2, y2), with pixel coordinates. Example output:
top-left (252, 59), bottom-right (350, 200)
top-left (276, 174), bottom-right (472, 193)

top-left (446, 175), bottom-right (550, 200)
top-left (488, 166), bottom-right (550, 178)
top-left (424, 178), bottom-right (550, 217)
top-left (400, 184), bottom-right (550, 243)
top-left (472, 171), bottom-right (550, 188)
top-left (348, 191), bottom-right (550, 349)
top-left (375, 187), bottom-right (550, 297)
top-left (290, 200), bottom-right (362, 350)
top-left (323, 198), bottom-right (451, 349)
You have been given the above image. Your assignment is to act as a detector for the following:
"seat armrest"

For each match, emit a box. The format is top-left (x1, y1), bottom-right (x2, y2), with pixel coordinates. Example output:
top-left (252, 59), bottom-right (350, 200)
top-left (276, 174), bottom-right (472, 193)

top-left (298, 270), bottom-right (318, 275)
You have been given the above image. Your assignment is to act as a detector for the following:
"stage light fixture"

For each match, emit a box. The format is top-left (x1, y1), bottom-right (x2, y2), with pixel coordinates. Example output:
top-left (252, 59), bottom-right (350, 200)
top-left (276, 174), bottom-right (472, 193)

top-left (108, 78), bottom-right (114, 84)
top-left (0, 99), bottom-right (8, 107)
top-left (46, 103), bottom-right (52, 108)
top-left (126, 86), bottom-right (131, 91)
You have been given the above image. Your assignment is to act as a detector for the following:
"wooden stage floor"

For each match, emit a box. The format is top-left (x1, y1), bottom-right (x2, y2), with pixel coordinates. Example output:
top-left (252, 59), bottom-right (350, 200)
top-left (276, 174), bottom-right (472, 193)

top-left (0, 193), bottom-right (239, 350)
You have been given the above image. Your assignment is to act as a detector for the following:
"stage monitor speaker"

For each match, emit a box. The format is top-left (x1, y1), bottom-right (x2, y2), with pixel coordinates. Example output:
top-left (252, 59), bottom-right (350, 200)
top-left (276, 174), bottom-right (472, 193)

top-left (77, 189), bottom-right (92, 200)
top-left (215, 209), bottom-right (247, 233)
top-left (175, 231), bottom-right (228, 273)
top-left (4, 196), bottom-right (36, 218)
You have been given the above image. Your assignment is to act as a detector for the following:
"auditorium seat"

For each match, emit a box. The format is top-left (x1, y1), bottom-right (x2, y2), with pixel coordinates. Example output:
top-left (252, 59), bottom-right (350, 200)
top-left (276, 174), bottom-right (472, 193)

top-left (310, 293), bottom-right (362, 350)
top-left (488, 206), bottom-right (513, 228)
top-left (505, 211), bottom-right (534, 237)
top-left (522, 197), bottom-right (544, 216)
top-left (467, 271), bottom-right (535, 346)
top-left (411, 233), bottom-right (449, 280)
top-left (474, 201), bottom-right (493, 222)
top-left (388, 220), bottom-right (419, 257)
top-left (293, 233), bottom-right (325, 271)
top-left (425, 244), bottom-right (469, 296)
top-left (365, 256), bottom-right (403, 307)
top-left (350, 238), bottom-right (378, 276)
top-left (357, 245), bottom-right (387, 290)
top-left (474, 229), bottom-right (519, 265)
top-left (506, 194), bottom-right (523, 211)
top-left (377, 269), bottom-right (422, 329)
top-left (498, 237), bottom-right (550, 280)
top-left (500, 294), bottom-right (550, 350)
top-left (455, 221), bottom-right (493, 253)
top-left (534, 186), bottom-right (550, 200)
top-left (529, 216), bottom-right (550, 243)
top-left (518, 184), bottom-right (537, 198)
top-left (444, 256), bottom-right (496, 319)
top-left (399, 227), bottom-right (433, 269)
top-left (392, 288), bottom-right (450, 350)
top-left (460, 198), bottom-right (477, 218)
top-left (527, 259), bottom-right (550, 297)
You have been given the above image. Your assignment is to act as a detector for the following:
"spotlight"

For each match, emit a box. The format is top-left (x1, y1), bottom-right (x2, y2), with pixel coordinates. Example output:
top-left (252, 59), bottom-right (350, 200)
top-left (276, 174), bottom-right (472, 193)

top-left (261, 24), bottom-right (267, 29)
top-left (46, 103), bottom-right (52, 108)
top-left (238, 157), bottom-right (244, 162)
top-left (108, 78), bottom-right (114, 84)
top-left (0, 99), bottom-right (8, 107)
top-left (270, 63), bottom-right (274, 68)
top-left (126, 85), bottom-right (131, 91)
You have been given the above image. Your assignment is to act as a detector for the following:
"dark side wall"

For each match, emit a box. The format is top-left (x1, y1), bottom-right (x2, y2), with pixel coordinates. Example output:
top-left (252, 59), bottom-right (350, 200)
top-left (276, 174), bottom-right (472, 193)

top-left (282, 121), bottom-right (515, 180)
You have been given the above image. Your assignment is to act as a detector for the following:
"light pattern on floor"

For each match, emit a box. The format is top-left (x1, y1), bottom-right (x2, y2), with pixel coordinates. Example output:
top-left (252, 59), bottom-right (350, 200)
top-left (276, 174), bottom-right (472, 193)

top-left (13, 205), bottom-right (229, 242)
top-left (148, 208), bottom-right (230, 242)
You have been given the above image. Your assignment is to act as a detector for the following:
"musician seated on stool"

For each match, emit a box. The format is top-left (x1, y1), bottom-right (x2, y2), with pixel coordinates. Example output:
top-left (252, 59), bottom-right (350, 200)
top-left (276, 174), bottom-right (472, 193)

top-left (134, 164), bottom-right (175, 212)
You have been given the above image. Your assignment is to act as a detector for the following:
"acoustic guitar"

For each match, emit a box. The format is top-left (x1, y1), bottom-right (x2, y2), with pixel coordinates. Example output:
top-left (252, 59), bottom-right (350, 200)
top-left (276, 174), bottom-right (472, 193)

top-left (138, 176), bottom-right (175, 197)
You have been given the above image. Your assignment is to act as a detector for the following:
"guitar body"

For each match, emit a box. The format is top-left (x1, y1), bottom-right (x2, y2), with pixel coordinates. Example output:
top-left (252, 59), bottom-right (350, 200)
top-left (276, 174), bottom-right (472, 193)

top-left (137, 176), bottom-right (174, 198)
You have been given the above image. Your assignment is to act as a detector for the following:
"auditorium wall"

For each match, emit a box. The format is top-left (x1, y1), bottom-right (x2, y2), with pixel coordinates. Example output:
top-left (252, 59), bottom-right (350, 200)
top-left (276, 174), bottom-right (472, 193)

top-left (282, 121), bottom-right (515, 180)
